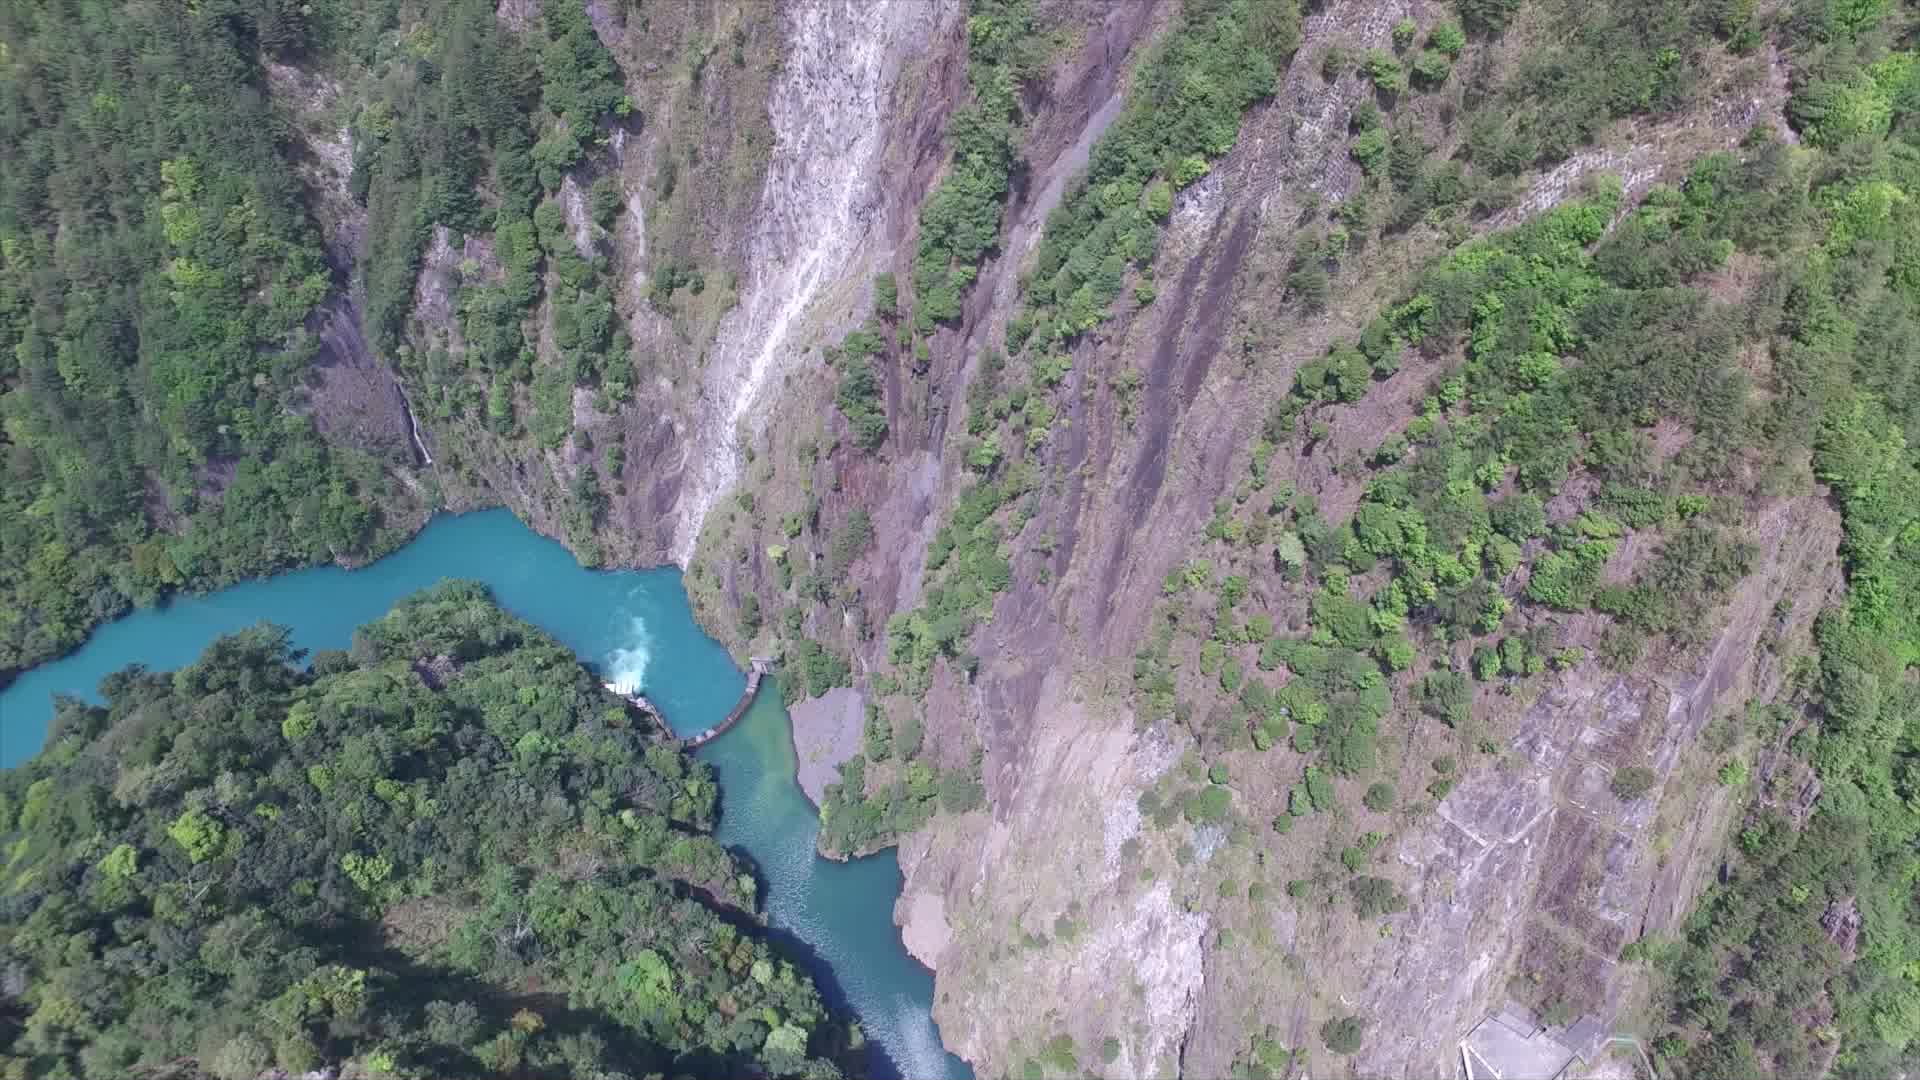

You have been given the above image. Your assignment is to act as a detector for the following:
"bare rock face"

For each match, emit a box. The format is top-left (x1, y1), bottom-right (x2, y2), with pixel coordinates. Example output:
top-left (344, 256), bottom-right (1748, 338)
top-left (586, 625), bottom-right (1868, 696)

top-left (298, 296), bottom-right (415, 462)
top-left (791, 686), bottom-right (866, 806)
top-left (898, 888), bottom-right (953, 969)
top-left (558, 173), bottom-right (601, 259)
top-left (494, 0), bottom-right (535, 33)
top-left (1822, 896), bottom-right (1862, 959)
top-left (672, 0), bottom-right (962, 564)
top-left (896, 675), bottom-right (1204, 1077)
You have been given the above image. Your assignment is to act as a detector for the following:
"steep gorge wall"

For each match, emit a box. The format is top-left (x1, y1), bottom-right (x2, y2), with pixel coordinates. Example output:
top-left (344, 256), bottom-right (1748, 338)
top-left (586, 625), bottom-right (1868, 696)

top-left (278, 0), bottom-right (956, 569)
top-left (271, 1), bottom-right (1837, 1076)
top-left (830, 5), bottom-right (1815, 1078)
top-left (871, 2), bottom-right (1426, 1066)
top-left (1331, 492), bottom-right (1839, 1076)
top-left (672, 0), bottom-right (960, 564)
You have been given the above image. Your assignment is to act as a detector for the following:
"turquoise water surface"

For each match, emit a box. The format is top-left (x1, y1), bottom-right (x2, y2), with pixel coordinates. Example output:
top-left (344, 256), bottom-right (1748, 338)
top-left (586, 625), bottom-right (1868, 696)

top-left (0, 509), bottom-right (969, 1080)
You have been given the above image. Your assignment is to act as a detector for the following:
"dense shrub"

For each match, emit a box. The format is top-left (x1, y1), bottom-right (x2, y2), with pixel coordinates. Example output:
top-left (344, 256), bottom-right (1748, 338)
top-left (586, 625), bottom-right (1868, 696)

top-left (1610, 765), bottom-right (1658, 801)
top-left (1456, 0), bottom-right (1522, 35)
top-left (1185, 785), bottom-right (1233, 824)
top-left (1016, 0), bottom-right (1293, 351)
top-left (830, 323), bottom-right (891, 450)
top-left (1493, 0), bottom-right (1715, 165)
top-left (909, 0), bottom-right (1050, 329)
top-left (1349, 875), bottom-right (1407, 919)
top-left (1321, 1014), bottom-right (1368, 1055)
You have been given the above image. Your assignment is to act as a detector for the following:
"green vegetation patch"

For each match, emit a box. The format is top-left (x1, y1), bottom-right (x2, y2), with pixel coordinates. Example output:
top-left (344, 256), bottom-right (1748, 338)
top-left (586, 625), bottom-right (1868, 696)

top-left (1623, 4), bottom-right (1920, 1074)
top-left (909, 0), bottom-right (1052, 330)
top-left (0, 0), bottom-right (422, 679)
top-left (1010, 0), bottom-right (1297, 352)
top-left (0, 583), bottom-right (851, 1078)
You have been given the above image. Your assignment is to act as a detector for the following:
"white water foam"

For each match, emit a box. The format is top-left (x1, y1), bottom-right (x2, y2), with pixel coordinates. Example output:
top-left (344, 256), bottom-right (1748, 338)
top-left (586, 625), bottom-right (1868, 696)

top-left (605, 615), bottom-right (656, 692)
top-left (669, 0), bottom-right (952, 565)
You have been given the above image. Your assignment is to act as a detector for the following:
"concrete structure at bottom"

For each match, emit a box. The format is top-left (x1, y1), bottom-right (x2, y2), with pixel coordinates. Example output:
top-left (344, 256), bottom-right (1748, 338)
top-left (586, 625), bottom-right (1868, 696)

top-left (604, 655), bottom-right (779, 749)
top-left (1459, 1001), bottom-right (1610, 1080)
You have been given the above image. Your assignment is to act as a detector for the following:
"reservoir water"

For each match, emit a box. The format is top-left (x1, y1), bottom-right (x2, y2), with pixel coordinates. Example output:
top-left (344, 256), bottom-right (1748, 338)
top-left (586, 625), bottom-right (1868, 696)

top-left (0, 509), bottom-right (969, 1080)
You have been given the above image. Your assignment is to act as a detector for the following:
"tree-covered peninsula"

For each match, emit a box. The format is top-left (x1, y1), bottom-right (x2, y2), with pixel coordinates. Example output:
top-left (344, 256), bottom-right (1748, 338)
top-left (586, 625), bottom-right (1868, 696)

top-left (0, 582), bottom-right (851, 1080)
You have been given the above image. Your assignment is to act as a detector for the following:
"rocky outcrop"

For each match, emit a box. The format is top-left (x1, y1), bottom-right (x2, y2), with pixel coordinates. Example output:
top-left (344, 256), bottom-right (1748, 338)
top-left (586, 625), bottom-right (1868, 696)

top-left (1342, 496), bottom-right (1838, 1077)
top-left (299, 296), bottom-right (416, 462)
top-left (790, 686), bottom-right (866, 806)
top-left (894, 695), bottom-right (1204, 1076)
top-left (672, 0), bottom-right (961, 564)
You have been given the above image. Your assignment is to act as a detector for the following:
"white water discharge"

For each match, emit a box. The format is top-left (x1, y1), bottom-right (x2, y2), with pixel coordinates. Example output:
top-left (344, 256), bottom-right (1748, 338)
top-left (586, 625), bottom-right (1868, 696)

top-left (606, 614), bottom-right (656, 692)
top-left (393, 380), bottom-right (434, 466)
top-left (670, 0), bottom-right (951, 564)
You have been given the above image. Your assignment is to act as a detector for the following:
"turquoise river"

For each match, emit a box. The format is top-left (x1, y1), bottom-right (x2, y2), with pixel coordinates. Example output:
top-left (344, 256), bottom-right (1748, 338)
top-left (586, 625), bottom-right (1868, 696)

top-left (0, 509), bottom-right (970, 1080)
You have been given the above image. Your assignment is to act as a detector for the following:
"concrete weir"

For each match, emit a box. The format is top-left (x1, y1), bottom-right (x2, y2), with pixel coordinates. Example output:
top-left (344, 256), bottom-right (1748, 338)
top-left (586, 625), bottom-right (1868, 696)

top-left (607, 656), bottom-right (776, 748)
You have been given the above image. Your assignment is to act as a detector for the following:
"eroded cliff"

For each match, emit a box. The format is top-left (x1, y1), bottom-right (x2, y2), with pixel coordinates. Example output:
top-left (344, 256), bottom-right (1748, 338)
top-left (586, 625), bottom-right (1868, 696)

top-left (259, 0), bottom-right (1904, 1075)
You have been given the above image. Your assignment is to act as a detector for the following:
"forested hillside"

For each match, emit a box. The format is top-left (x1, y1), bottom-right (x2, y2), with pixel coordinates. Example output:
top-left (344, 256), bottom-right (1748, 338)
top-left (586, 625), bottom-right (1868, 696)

top-left (1625, 4), bottom-right (1920, 1073)
top-left (0, 0), bottom-right (646, 682)
top-left (0, 0), bottom-right (420, 680)
top-left (0, 583), bottom-right (850, 1080)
